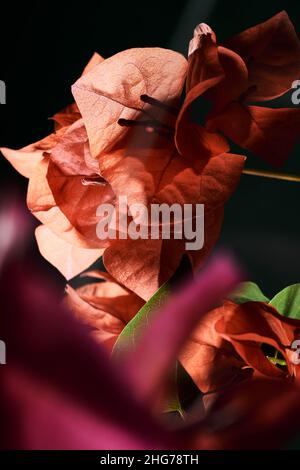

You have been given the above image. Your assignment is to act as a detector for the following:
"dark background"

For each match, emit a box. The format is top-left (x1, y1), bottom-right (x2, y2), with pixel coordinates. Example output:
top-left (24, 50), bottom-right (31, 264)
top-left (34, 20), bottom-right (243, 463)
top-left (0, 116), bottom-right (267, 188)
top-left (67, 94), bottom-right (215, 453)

top-left (0, 0), bottom-right (300, 297)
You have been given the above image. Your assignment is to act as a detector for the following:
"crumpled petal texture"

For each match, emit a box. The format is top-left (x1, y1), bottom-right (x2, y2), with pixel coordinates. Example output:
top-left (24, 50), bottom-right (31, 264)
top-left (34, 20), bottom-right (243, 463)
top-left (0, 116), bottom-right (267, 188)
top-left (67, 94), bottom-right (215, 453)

top-left (4, 12), bottom-right (297, 295)
top-left (72, 45), bottom-right (245, 298)
top-left (176, 11), bottom-right (300, 166)
top-left (181, 299), bottom-right (300, 397)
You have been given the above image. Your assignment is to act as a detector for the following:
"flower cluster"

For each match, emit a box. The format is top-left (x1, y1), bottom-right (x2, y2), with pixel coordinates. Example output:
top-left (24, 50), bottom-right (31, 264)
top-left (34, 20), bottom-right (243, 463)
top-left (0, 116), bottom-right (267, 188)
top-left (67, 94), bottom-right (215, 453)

top-left (2, 11), bottom-right (300, 449)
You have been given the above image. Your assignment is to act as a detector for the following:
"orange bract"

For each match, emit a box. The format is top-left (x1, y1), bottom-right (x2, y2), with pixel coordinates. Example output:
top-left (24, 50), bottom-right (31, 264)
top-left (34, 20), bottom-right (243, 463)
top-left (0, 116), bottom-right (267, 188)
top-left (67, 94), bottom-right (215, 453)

top-left (72, 46), bottom-right (245, 298)
top-left (181, 11), bottom-right (300, 167)
top-left (181, 299), bottom-right (300, 397)
top-left (3, 12), bottom-right (299, 298)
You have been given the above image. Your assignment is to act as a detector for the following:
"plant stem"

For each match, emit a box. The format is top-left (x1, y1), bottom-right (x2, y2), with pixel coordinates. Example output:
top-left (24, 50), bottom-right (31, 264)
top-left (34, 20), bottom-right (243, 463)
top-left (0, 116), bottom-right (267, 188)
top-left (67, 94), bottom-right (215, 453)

top-left (243, 168), bottom-right (300, 183)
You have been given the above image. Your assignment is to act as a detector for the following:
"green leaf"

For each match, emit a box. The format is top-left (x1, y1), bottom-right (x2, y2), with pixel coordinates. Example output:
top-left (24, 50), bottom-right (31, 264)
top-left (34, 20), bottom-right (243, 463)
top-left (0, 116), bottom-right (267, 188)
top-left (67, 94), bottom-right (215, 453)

top-left (164, 392), bottom-right (184, 417)
top-left (266, 356), bottom-right (287, 367)
top-left (228, 281), bottom-right (269, 304)
top-left (269, 284), bottom-right (300, 319)
top-left (112, 280), bottom-right (171, 357)
top-left (112, 275), bottom-right (186, 417)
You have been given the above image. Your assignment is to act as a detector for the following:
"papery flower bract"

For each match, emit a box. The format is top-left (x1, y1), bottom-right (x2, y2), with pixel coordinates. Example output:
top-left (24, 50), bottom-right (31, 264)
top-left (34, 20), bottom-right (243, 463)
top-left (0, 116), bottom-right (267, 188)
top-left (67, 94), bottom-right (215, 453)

top-left (1, 44), bottom-right (245, 299)
top-left (215, 300), bottom-right (300, 379)
top-left (181, 299), bottom-right (300, 398)
top-left (1, 54), bottom-right (114, 278)
top-left (179, 305), bottom-right (252, 395)
top-left (176, 11), bottom-right (300, 168)
top-left (35, 225), bottom-right (104, 280)
top-left (45, 117), bottom-right (115, 249)
top-left (3, 12), bottom-right (299, 300)
top-left (71, 47), bottom-right (245, 299)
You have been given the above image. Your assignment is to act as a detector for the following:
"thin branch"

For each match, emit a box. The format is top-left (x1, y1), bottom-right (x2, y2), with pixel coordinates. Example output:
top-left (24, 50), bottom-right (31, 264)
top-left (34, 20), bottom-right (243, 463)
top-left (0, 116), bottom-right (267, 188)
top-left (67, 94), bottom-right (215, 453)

top-left (243, 168), bottom-right (300, 183)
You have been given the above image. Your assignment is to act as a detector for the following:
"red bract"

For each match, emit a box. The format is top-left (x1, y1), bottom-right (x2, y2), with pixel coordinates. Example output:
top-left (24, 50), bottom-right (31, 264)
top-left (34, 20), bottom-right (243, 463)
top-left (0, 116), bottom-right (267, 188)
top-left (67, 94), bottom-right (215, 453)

top-left (181, 299), bottom-right (300, 399)
top-left (179, 304), bottom-right (251, 395)
top-left (215, 300), bottom-right (300, 380)
top-left (189, 379), bottom-right (300, 450)
top-left (176, 11), bottom-right (300, 167)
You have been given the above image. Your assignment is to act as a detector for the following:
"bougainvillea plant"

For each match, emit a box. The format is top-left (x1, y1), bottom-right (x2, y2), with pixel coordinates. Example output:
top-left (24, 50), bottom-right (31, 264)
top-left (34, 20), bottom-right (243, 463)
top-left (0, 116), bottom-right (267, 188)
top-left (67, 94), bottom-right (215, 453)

top-left (1, 11), bottom-right (300, 449)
